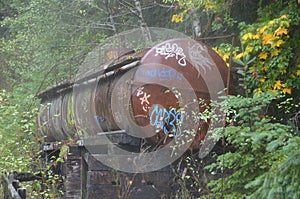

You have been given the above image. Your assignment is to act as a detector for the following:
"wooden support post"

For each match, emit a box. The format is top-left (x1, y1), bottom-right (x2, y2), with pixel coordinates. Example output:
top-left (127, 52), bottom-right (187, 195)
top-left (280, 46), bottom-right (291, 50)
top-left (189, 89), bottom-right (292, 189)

top-left (17, 188), bottom-right (26, 199)
top-left (64, 146), bottom-right (83, 198)
top-left (2, 173), bottom-right (22, 199)
top-left (12, 179), bottom-right (20, 190)
top-left (2, 172), bottom-right (31, 199)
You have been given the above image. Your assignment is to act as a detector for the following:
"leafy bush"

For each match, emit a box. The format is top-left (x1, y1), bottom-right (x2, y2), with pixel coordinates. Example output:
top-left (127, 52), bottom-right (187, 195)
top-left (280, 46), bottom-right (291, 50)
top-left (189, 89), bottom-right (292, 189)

top-left (205, 93), bottom-right (299, 199)
top-left (0, 90), bottom-right (40, 172)
top-left (234, 1), bottom-right (300, 95)
top-left (172, 92), bottom-right (299, 199)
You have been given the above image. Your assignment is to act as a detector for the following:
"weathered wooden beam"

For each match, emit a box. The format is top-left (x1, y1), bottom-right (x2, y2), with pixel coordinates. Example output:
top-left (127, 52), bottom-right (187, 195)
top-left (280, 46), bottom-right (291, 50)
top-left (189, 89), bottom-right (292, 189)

top-left (2, 173), bottom-right (23, 199)
top-left (14, 172), bottom-right (40, 182)
top-left (12, 179), bottom-right (19, 190)
top-left (64, 153), bottom-right (83, 198)
top-left (17, 188), bottom-right (26, 199)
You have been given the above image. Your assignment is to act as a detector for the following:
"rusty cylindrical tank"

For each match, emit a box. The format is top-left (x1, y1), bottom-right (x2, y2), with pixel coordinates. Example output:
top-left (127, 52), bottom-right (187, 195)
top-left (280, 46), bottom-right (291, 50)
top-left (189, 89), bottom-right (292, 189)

top-left (38, 38), bottom-right (229, 150)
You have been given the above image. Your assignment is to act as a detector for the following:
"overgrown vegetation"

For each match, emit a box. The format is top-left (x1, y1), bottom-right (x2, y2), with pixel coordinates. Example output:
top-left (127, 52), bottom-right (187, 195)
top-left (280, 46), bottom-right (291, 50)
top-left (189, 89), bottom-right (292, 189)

top-left (168, 0), bottom-right (299, 198)
top-left (205, 93), bottom-right (299, 199)
top-left (0, 90), bottom-right (39, 172)
top-left (0, 0), bottom-right (299, 198)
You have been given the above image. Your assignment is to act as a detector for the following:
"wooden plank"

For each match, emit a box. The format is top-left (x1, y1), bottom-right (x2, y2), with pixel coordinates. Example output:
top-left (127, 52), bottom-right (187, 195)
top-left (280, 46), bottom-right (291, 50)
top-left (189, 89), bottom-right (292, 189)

top-left (86, 170), bottom-right (173, 198)
top-left (88, 171), bottom-right (116, 185)
top-left (87, 185), bottom-right (119, 199)
top-left (17, 188), bottom-right (26, 199)
top-left (136, 171), bottom-right (172, 187)
top-left (130, 185), bottom-right (168, 199)
top-left (87, 170), bottom-right (172, 187)
top-left (64, 156), bottom-right (82, 198)
top-left (14, 172), bottom-right (39, 182)
top-left (86, 184), bottom-right (172, 199)
top-left (68, 145), bottom-right (83, 156)
top-left (84, 154), bottom-right (111, 171)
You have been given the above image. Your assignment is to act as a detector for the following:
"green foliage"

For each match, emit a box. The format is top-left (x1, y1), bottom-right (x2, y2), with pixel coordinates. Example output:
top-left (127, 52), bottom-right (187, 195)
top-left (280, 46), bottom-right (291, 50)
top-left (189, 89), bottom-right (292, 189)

top-left (214, 43), bottom-right (240, 66)
top-left (0, 0), bottom-right (107, 94)
top-left (0, 89), bottom-right (66, 198)
top-left (31, 146), bottom-right (68, 198)
top-left (234, 0), bottom-right (300, 95)
top-left (173, 155), bottom-right (210, 198)
top-left (247, 136), bottom-right (300, 199)
top-left (172, 92), bottom-right (299, 199)
top-left (0, 90), bottom-right (41, 172)
top-left (0, 0), bottom-right (299, 198)
top-left (163, 0), bottom-right (240, 38)
top-left (204, 93), bottom-right (299, 199)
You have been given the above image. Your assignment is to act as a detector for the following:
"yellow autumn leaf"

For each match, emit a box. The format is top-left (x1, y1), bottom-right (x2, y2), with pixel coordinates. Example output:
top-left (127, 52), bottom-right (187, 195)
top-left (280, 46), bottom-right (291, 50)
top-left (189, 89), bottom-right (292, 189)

top-left (259, 25), bottom-right (268, 34)
top-left (271, 39), bottom-right (284, 48)
top-left (271, 49), bottom-right (281, 56)
top-left (268, 19), bottom-right (276, 25)
top-left (235, 52), bottom-right (244, 60)
top-left (259, 77), bottom-right (266, 83)
top-left (171, 14), bottom-right (177, 22)
top-left (254, 88), bottom-right (262, 95)
top-left (241, 32), bottom-right (253, 41)
top-left (253, 34), bottom-right (260, 39)
top-left (282, 88), bottom-right (291, 94)
top-left (259, 52), bottom-right (268, 60)
top-left (275, 27), bottom-right (288, 36)
top-left (249, 66), bottom-right (255, 72)
top-left (183, 9), bottom-right (189, 14)
top-left (222, 54), bottom-right (229, 61)
top-left (180, 16), bottom-right (184, 22)
top-left (205, 3), bottom-right (217, 10)
top-left (297, 70), bottom-right (300, 76)
top-left (262, 66), bottom-right (269, 71)
top-left (262, 34), bottom-right (275, 45)
top-left (274, 80), bottom-right (283, 90)
top-left (245, 45), bottom-right (254, 53)
top-left (280, 14), bottom-right (287, 19)
top-left (175, 15), bottom-right (184, 23)
top-left (172, 14), bottom-right (183, 23)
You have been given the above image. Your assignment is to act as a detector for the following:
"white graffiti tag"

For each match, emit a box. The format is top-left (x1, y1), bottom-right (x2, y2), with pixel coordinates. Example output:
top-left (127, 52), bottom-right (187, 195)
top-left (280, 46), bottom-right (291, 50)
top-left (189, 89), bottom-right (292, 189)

top-left (139, 93), bottom-right (150, 106)
top-left (136, 87), bottom-right (151, 112)
top-left (155, 43), bottom-right (187, 67)
top-left (136, 86), bottom-right (145, 97)
top-left (188, 42), bottom-right (214, 76)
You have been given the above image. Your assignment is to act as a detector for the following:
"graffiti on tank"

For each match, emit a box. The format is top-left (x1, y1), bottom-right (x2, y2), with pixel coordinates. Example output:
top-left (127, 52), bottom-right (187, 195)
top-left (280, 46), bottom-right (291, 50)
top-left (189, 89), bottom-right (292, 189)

top-left (94, 112), bottom-right (114, 130)
top-left (155, 43), bottom-right (187, 67)
top-left (149, 105), bottom-right (185, 138)
top-left (94, 113), bottom-right (105, 125)
top-left (136, 87), bottom-right (151, 112)
top-left (141, 67), bottom-right (183, 81)
top-left (188, 42), bottom-right (214, 76)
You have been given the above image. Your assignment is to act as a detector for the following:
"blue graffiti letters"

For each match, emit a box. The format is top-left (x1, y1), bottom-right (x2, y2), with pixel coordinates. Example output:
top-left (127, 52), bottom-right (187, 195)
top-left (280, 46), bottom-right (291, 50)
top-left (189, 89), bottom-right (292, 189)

top-left (142, 67), bottom-right (183, 81)
top-left (149, 105), bottom-right (185, 137)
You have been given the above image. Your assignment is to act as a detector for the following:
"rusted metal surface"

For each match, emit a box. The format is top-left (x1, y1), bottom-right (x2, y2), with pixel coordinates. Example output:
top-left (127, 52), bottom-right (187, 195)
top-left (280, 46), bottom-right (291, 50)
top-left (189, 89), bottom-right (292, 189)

top-left (37, 39), bottom-right (229, 148)
top-left (38, 98), bottom-right (56, 142)
top-left (136, 39), bottom-right (229, 148)
top-left (61, 92), bottom-right (76, 137)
